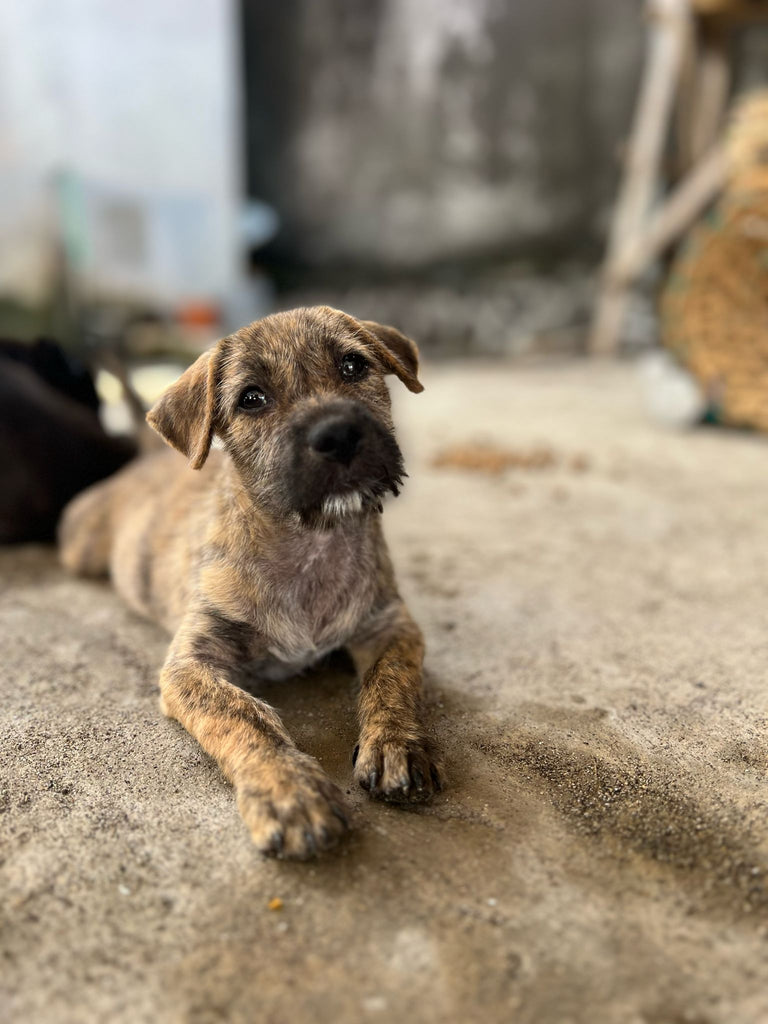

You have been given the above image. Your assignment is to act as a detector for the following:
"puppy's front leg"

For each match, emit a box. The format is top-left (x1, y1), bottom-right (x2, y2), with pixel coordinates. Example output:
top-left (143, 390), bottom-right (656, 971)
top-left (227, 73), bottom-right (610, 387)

top-left (350, 603), bottom-right (443, 803)
top-left (160, 614), bottom-right (350, 859)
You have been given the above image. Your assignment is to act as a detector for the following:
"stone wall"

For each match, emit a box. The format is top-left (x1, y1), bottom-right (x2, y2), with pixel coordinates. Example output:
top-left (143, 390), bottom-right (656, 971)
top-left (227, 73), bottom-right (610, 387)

top-left (242, 0), bottom-right (644, 273)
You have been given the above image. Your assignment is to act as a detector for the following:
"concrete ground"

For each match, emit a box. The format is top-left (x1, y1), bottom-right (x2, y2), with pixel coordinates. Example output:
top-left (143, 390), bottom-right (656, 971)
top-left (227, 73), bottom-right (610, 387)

top-left (4, 360), bottom-right (768, 1024)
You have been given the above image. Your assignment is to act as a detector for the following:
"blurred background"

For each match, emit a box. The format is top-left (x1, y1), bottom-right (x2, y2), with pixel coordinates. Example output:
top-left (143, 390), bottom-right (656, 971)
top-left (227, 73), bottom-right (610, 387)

top-left (3, 0), bottom-right (768, 353)
top-left (0, 3), bottom-right (708, 347)
top-left (3, 0), bottom-right (768, 538)
top-left (4, 0), bottom-right (642, 360)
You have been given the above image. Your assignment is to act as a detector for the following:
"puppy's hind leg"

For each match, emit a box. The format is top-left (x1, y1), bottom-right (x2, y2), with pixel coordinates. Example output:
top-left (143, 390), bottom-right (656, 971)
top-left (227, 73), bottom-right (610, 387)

top-left (59, 479), bottom-right (116, 578)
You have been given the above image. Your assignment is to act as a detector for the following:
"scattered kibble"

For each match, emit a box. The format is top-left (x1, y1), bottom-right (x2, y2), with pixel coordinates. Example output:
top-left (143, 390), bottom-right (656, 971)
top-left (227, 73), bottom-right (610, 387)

top-left (268, 897), bottom-right (284, 912)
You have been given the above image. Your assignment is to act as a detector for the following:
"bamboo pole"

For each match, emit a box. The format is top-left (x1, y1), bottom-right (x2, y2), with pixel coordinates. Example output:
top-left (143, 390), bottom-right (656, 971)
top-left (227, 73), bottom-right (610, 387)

top-left (611, 142), bottom-right (727, 284)
top-left (589, 0), bottom-right (691, 356)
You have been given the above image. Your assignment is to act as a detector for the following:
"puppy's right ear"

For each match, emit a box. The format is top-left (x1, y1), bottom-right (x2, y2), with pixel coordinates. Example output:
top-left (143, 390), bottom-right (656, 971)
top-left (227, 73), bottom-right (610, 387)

top-left (146, 343), bottom-right (223, 469)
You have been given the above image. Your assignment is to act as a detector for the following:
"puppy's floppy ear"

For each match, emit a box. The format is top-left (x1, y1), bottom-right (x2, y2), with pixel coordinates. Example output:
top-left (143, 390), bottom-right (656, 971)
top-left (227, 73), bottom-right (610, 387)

top-left (146, 342), bottom-right (224, 469)
top-left (360, 320), bottom-right (424, 394)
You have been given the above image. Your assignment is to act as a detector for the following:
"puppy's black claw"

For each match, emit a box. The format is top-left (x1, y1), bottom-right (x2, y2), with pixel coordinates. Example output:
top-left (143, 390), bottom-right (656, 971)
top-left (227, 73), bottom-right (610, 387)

top-left (265, 830), bottom-right (284, 855)
top-left (318, 825), bottom-right (332, 848)
top-left (412, 767), bottom-right (425, 791)
top-left (367, 770), bottom-right (379, 792)
top-left (332, 805), bottom-right (350, 829)
top-left (430, 765), bottom-right (443, 792)
top-left (352, 744), bottom-right (359, 767)
top-left (303, 829), bottom-right (317, 857)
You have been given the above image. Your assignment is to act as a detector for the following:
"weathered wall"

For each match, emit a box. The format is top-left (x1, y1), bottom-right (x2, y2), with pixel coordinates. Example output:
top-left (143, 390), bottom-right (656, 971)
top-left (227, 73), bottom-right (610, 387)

top-left (242, 0), bottom-right (644, 271)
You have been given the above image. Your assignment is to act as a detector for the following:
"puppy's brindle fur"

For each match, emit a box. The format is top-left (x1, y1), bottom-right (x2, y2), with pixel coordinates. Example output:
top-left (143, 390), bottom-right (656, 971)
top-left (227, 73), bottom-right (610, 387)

top-left (60, 306), bottom-right (441, 859)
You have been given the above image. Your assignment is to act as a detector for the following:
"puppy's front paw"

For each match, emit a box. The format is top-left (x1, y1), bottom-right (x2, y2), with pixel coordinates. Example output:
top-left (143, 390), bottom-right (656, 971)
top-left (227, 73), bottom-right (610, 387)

top-left (353, 731), bottom-right (443, 804)
top-left (236, 751), bottom-right (350, 860)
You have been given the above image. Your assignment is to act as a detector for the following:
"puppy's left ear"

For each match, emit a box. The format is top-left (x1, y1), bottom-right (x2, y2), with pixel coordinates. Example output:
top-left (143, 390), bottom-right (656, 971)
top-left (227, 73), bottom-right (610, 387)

top-left (360, 320), bottom-right (424, 393)
top-left (146, 342), bottom-right (224, 469)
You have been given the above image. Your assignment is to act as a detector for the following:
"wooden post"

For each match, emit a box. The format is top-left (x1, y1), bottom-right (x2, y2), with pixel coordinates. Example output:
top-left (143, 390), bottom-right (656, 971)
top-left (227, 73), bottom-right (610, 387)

top-left (589, 0), bottom-right (691, 356)
top-left (612, 142), bottom-right (727, 284)
top-left (688, 21), bottom-right (731, 160)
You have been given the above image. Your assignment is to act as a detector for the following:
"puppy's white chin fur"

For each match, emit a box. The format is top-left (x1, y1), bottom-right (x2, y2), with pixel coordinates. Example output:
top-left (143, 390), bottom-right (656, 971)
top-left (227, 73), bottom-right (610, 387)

top-left (321, 492), bottom-right (364, 520)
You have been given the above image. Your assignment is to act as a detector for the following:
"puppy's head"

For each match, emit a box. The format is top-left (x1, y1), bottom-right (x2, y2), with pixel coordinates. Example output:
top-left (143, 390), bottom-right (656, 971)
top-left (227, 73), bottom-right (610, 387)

top-left (147, 306), bottom-right (422, 526)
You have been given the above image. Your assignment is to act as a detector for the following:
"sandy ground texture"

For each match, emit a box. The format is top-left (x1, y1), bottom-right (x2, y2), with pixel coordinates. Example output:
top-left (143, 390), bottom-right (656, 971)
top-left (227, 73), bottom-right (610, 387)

top-left (4, 360), bottom-right (768, 1024)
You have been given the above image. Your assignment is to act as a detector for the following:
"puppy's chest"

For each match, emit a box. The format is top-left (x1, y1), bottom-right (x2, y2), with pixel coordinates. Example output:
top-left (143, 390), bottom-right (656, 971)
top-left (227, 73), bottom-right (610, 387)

top-left (249, 529), bottom-right (377, 668)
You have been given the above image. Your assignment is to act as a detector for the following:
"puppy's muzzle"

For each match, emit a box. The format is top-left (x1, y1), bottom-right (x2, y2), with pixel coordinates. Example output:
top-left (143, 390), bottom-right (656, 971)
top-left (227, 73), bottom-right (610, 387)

top-left (282, 400), bottom-right (405, 524)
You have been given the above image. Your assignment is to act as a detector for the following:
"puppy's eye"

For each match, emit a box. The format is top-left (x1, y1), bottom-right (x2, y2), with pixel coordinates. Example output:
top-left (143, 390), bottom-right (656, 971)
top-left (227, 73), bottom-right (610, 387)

top-left (238, 387), bottom-right (269, 412)
top-left (339, 352), bottom-right (369, 382)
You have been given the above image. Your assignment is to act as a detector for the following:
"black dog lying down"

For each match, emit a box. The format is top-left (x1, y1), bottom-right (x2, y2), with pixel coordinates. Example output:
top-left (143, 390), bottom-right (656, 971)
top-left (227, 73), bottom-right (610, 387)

top-left (0, 338), bottom-right (136, 543)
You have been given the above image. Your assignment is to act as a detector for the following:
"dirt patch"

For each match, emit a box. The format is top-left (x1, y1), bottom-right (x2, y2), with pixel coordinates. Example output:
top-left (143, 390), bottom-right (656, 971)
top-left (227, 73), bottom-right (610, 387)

top-left (431, 441), bottom-right (590, 475)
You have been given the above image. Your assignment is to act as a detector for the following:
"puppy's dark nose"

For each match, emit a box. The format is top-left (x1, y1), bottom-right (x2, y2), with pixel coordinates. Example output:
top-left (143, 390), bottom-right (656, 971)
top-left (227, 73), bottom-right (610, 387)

top-left (308, 417), bottom-right (362, 464)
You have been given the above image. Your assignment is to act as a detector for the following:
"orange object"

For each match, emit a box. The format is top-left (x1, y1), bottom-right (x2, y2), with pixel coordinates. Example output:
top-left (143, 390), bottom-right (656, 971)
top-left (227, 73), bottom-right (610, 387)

top-left (175, 301), bottom-right (220, 328)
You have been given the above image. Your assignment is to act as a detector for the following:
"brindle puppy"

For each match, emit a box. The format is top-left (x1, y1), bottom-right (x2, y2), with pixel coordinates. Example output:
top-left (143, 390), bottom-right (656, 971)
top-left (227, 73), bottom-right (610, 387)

top-left (59, 306), bottom-right (442, 859)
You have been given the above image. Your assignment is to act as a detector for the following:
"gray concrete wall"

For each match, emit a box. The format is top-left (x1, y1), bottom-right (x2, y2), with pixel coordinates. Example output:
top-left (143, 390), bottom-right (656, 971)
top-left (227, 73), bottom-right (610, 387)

top-left (243, 0), bottom-right (644, 271)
